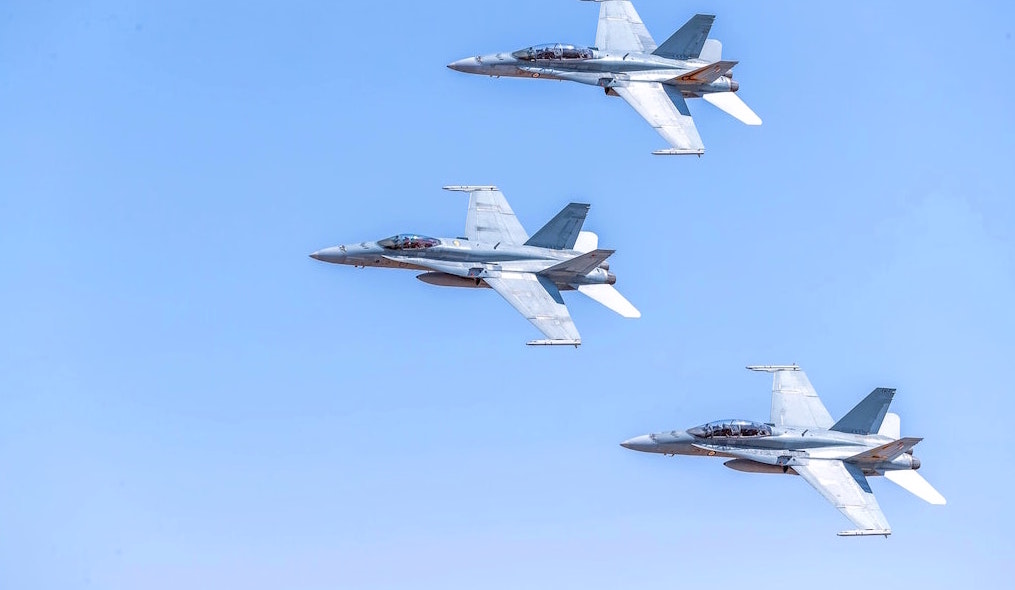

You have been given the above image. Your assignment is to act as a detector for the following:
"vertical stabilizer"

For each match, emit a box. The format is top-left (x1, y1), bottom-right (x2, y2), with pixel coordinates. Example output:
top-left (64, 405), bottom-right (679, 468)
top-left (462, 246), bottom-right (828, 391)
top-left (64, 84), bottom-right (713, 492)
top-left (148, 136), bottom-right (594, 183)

top-left (698, 39), bottom-right (722, 63)
top-left (524, 203), bottom-right (590, 250)
top-left (832, 388), bottom-right (895, 435)
top-left (573, 231), bottom-right (598, 253)
top-left (878, 412), bottom-right (901, 439)
top-left (652, 14), bottom-right (715, 60)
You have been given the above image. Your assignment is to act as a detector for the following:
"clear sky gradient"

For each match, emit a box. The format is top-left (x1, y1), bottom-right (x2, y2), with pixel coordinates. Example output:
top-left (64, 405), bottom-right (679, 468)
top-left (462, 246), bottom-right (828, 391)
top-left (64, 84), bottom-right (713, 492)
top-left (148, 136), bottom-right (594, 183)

top-left (2, 1), bottom-right (1013, 588)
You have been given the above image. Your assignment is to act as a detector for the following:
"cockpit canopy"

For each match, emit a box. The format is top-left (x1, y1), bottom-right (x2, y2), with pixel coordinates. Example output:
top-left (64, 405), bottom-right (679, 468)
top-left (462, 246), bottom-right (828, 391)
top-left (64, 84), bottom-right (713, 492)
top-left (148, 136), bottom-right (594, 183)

top-left (687, 420), bottom-right (773, 439)
top-left (511, 43), bottom-right (596, 61)
top-left (378, 234), bottom-right (440, 250)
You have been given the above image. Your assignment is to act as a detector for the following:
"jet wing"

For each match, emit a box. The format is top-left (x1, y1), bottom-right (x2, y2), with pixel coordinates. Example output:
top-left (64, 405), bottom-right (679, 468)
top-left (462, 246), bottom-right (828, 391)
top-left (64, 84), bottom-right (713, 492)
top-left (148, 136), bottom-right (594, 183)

top-left (611, 83), bottom-right (705, 155)
top-left (445, 185), bottom-right (529, 246)
top-left (484, 273), bottom-right (581, 345)
top-left (793, 460), bottom-right (892, 536)
top-left (748, 366), bottom-right (834, 429)
top-left (589, 0), bottom-right (657, 54)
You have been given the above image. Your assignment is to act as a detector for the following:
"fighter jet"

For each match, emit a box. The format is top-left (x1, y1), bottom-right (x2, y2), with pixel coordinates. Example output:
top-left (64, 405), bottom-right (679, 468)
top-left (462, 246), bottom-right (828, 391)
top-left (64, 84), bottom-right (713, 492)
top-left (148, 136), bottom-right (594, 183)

top-left (310, 186), bottom-right (639, 346)
top-left (621, 366), bottom-right (945, 536)
top-left (448, 0), bottom-right (761, 155)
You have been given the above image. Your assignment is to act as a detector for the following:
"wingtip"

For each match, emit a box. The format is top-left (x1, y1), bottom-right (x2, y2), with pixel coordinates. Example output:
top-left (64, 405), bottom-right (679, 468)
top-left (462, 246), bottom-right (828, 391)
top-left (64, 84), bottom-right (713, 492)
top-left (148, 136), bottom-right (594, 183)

top-left (837, 529), bottom-right (892, 537)
top-left (746, 365), bottom-right (800, 372)
top-left (652, 148), bottom-right (706, 156)
top-left (442, 185), bottom-right (499, 192)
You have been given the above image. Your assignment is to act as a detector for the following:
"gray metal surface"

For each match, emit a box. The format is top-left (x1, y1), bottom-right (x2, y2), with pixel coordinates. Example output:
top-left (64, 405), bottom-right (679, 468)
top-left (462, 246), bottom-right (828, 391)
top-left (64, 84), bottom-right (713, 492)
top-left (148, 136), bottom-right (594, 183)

top-left (310, 186), bottom-right (639, 345)
top-left (449, 0), bottom-right (761, 155)
top-left (592, 0), bottom-right (656, 54)
top-left (621, 366), bottom-right (946, 536)
top-left (794, 460), bottom-right (891, 535)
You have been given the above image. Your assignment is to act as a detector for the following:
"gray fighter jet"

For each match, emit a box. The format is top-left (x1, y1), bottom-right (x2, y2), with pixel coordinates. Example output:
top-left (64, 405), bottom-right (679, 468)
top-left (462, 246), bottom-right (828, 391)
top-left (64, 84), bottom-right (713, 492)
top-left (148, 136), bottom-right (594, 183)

top-left (621, 366), bottom-right (945, 536)
top-left (310, 186), bottom-right (639, 346)
top-left (448, 0), bottom-right (761, 155)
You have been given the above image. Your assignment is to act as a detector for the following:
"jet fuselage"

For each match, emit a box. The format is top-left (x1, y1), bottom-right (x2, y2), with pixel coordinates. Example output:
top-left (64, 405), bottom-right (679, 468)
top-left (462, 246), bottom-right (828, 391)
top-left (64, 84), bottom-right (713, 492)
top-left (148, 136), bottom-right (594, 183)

top-left (310, 238), bottom-right (614, 286)
top-left (449, 48), bottom-right (736, 97)
top-left (622, 424), bottom-right (919, 474)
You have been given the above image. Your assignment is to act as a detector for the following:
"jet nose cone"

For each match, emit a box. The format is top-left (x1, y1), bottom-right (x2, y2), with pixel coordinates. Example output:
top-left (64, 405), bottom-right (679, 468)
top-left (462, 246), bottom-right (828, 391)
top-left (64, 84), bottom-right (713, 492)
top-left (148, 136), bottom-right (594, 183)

top-left (309, 246), bottom-right (345, 263)
top-left (620, 434), bottom-right (654, 451)
top-left (448, 57), bottom-right (479, 73)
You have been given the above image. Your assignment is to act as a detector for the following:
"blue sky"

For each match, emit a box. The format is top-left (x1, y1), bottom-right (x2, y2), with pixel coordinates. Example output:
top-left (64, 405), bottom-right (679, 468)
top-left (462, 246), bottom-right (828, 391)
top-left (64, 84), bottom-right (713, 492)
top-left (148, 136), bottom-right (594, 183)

top-left (1, 1), bottom-right (1013, 587)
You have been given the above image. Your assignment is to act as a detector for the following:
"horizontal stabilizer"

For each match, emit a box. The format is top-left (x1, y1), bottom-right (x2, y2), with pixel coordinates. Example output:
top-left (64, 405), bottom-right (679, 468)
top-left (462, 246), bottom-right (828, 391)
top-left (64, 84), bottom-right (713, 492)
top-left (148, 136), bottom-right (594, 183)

top-left (540, 249), bottom-right (614, 278)
top-left (576, 284), bottom-right (641, 318)
top-left (673, 60), bottom-right (738, 84)
top-left (525, 203), bottom-right (590, 250)
top-left (884, 470), bottom-right (946, 505)
top-left (832, 388), bottom-right (895, 435)
top-left (702, 92), bottom-right (762, 125)
top-left (847, 437), bottom-right (922, 464)
top-left (653, 14), bottom-right (715, 60)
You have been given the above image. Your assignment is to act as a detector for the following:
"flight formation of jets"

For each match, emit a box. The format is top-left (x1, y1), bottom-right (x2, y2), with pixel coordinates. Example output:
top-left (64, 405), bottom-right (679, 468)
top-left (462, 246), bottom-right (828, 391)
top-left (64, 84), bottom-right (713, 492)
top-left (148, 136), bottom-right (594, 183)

top-left (311, 1), bottom-right (945, 536)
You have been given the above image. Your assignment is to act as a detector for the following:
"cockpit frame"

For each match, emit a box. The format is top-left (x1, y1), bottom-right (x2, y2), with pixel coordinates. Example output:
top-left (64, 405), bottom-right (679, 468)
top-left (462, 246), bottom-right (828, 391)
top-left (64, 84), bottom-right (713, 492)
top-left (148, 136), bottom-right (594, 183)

top-left (512, 43), bottom-right (596, 61)
top-left (688, 419), bottom-right (773, 439)
top-left (378, 234), bottom-right (441, 250)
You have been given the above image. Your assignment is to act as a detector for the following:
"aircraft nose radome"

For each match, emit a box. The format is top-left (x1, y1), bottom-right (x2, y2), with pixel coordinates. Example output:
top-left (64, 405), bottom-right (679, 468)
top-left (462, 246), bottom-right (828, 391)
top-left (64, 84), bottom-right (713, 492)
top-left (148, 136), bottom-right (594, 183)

top-left (620, 435), bottom-right (654, 451)
top-left (447, 57), bottom-right (478, 72)
top-left (310, 247), bottom-right (344, 263)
